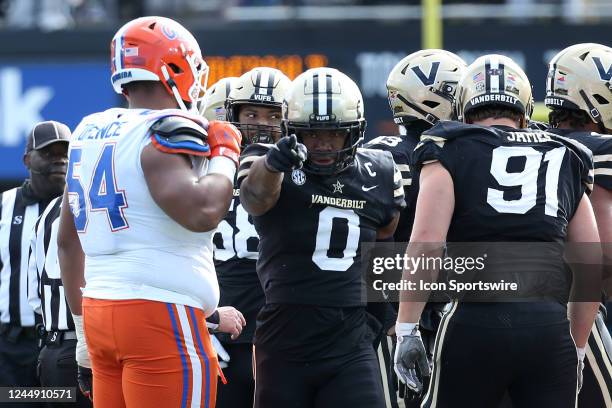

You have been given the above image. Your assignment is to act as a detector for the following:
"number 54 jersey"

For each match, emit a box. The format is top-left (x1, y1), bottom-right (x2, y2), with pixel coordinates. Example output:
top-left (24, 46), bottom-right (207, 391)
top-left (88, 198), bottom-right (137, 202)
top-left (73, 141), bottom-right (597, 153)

top-left (413, 121), bottom-right (594, 243)
top-left (237, 144), bottom-right (405, 307)
top-left (67, 108), bottom-right (218, 315)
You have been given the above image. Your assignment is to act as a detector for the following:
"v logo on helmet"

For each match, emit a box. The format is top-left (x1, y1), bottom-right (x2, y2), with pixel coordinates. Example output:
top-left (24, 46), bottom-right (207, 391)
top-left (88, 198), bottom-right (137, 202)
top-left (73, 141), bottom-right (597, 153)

top-left (411, 62), bottom-right (440, 86)
top-left (593, 56), bottom-right (612, 81)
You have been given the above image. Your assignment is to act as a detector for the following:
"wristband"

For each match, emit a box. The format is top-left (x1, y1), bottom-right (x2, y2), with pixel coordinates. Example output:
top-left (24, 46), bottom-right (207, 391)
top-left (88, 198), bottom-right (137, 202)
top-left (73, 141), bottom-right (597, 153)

top-left (577, 346), bottom-right (586, 362)
top-left (72, 314), bottom-right (91, 368)
top-left (208, 156), bottom-right (236, 184)
top-left (396, 322), bottom-right (419, 337)
top-left (206, 310), bottom-right (220, 331)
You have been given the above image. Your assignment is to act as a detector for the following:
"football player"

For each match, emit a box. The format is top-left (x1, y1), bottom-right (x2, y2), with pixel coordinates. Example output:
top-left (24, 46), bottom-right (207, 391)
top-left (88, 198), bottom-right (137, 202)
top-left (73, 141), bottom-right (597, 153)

top-left (57, 16), bottom-right (243, 408)
top-left (545, 43), bottom-right (612, 408)
top-left (238, 67), bottom-right (405, 408)
top-left (395, 54), bottom-right (601, 407)
top-left (226, 67), bottom-right (289, 146)
top-left (365, 49), bottom-right (466, 408)
top-left (202, 77), bottom-right (238, 122)
top-left (212, 67), bottom-right (291, 408)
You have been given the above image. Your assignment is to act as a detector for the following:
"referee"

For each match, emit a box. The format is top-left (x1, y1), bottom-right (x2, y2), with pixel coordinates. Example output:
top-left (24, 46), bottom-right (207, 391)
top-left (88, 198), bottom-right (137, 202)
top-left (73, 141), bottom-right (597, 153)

top-left (28, 195), bottom-right (91, 407)
top-left (0, 121), bottom-right (69, 394)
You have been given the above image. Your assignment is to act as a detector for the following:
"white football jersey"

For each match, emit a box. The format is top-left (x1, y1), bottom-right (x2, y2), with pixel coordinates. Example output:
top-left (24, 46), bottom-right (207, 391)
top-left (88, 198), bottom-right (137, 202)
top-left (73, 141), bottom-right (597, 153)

top-left (67, 108), bottom-right (218, 315)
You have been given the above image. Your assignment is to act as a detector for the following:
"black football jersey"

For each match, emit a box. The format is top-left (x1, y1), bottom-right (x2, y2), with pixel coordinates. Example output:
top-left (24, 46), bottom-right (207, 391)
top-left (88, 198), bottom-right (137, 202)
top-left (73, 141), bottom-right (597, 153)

top-left (546, 128), bottom-right (612, 191)
top-left (237, 145), bottom-right (405, 307)
top-left (413, 121), bottom-right (593, 243)
top-left (212, 183), bottom-right (265, 343)
top-left (364, 122), bottom-right (431, 242)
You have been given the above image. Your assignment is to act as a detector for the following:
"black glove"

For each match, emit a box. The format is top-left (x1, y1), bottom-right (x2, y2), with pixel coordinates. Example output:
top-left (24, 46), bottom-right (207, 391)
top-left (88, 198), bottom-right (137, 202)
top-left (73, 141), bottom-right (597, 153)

top-left (264, 134), bottom-right (307, 173)
top-left (77, 365), bottom-right (93, 401)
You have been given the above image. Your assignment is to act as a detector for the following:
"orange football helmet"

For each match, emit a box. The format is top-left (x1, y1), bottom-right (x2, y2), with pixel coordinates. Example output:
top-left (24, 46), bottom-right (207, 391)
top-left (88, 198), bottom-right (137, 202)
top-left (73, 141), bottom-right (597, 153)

top-left (110, 16), bottom-right (209, 113)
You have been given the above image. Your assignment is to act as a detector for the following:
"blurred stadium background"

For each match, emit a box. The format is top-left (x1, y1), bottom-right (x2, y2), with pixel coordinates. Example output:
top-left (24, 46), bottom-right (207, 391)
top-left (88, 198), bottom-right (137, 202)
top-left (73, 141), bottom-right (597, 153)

top-left (0, 0), bottom-right (610, 190)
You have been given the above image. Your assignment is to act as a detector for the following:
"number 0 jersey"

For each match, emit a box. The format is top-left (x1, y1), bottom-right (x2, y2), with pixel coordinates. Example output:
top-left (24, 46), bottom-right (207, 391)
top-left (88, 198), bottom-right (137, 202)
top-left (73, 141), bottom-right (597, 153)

top-left (414, 121), bottom-right (593, 243)
top-left (67, 108), bottom-right (218, 315)
top-left (238, 145), bottom-right (405, 307)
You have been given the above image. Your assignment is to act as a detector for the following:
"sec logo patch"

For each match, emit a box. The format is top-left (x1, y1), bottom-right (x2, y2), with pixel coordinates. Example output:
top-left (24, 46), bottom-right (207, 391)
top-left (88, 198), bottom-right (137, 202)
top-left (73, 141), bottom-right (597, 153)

top-left (292, 169), bottom-right (306, 185)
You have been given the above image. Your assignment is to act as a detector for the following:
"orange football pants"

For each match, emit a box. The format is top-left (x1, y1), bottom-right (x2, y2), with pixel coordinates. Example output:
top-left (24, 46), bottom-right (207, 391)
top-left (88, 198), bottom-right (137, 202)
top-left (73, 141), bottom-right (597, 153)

top-left (82, 298), bottom-right (218, 408)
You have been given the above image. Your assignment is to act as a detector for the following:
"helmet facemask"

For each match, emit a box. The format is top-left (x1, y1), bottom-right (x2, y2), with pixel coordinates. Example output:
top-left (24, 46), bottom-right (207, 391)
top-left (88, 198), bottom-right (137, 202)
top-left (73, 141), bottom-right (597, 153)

top-left (284, 120), bottom-right (365, 176)
top-left (228, 102), bottom-right (283, 147)
top-left (235, 123), bottom-right (281, 146)
top-left (161, 43), bottom-right (209, 114)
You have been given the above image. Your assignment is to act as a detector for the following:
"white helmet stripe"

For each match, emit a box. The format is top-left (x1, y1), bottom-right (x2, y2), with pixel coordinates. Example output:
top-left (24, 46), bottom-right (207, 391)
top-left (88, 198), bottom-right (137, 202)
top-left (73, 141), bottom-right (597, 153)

top-left (113, 25), bottom-right (127, 71)
top-left (318, 73), bottom-right (328, 116)
top-left (258, 70), bottom-right (270, 95)
top-left (489, 57), bottom-right (500, 93)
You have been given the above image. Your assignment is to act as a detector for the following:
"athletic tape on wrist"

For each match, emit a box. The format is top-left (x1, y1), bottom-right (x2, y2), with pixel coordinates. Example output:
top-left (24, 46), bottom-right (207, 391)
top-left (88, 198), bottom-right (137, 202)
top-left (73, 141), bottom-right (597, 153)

top-left (208, 156), bottom-right (236, 183)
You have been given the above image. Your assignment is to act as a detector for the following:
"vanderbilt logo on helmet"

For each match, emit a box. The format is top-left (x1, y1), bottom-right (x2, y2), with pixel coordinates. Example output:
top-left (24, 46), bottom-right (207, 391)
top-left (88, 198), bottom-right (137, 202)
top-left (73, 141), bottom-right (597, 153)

top-left (593, 56), bottom-right (612, 81)
top-left (411, 61), bottom-right (440, 86)
top-left (468, 94), bottom-right (518, 106)
top-left (253, 94), bottom-right (273, 102)
top-left (544, 97), bottom-right (565, 107)
top-left (386, 50), bottom-right (466, 125)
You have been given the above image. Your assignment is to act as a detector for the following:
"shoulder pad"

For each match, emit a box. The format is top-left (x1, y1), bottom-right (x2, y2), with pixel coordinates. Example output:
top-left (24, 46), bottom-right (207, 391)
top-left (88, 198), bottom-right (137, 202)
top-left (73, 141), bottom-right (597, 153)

top-left (365, 135), bottom-right (405, 149)
top-left (528, 120), bottom-right (549, 131)
top-left (150, 116), bottom-right (210, 157)
top-left (356, 146), bottom-right (393, 161)
top-left (151, 115), bottom-right (208, 139)
top-left (355, 148), bottom-right (397, 173)
top-left (421, 120), bottom-right (474, 142)
top-left (551, 133), bottom-right (594, 192)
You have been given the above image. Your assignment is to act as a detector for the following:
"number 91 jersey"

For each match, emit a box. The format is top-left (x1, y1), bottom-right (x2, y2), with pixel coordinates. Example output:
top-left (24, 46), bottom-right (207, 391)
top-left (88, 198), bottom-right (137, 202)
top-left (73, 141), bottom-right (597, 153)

top-left (238, 144), bottom-right (405, 307)
top-left (413, 121), bottom-right (593, 243)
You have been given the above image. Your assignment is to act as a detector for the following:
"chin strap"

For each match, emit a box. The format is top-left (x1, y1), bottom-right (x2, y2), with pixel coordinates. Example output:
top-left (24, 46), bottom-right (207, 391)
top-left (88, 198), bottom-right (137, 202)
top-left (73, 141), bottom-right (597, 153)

top-left (161, 65), bottom-right (190, 112)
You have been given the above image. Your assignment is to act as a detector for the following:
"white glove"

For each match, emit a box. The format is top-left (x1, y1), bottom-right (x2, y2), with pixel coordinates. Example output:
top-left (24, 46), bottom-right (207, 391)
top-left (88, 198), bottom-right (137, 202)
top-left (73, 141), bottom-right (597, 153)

top-left (72, 314), bottom-right (91, 369)
top-left (211, 334), bottom-right (230, 369)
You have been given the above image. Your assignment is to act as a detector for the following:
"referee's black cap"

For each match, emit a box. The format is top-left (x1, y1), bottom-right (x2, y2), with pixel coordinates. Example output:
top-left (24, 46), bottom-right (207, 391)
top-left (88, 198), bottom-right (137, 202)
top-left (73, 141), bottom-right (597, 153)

top-left (26, 121), bottom-right (71, 152)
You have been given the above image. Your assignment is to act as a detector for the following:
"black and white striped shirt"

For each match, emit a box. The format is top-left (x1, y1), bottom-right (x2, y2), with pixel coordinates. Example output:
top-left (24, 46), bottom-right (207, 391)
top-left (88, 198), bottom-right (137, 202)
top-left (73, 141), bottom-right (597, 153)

top-left (28, 197), bottom-right (74, 332)
top-left (0, 182), bottom-right (50, 327)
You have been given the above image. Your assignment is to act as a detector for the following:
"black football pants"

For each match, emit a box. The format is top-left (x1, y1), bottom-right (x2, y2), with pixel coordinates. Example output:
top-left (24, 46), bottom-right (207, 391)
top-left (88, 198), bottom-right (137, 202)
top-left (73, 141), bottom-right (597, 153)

top-left (254, 343), bottom-right (385, 408)
top-left (38, 338), bottom-right (92, 408)
top-left (216, 343), bottom-right (255, 408)
top-left (421, 303), bottom-right (578, 408)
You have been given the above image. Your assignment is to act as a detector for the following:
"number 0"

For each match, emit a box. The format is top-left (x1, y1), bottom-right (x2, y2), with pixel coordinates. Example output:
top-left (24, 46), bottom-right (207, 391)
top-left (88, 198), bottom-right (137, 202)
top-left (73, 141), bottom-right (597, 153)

top-left (312, 207), bottom-right (360, 271)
